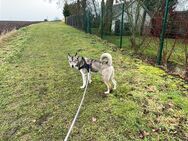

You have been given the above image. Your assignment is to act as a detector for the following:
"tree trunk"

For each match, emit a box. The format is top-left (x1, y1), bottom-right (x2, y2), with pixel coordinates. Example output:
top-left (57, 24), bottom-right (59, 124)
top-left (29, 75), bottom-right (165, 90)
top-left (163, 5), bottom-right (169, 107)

top-left (81, 0), bottom-right (87, 14)
top-left (77, 0), bottom-right (81, 14)
top-left (81, 0), bottom-right (87, 30)
top-left (92, 0), bottom-right (98, 17)
top-left (140, 10), bottom-right (147, 36)
top-left (130, 34), bottom-right (137, 51)
top-left (104, 0), bottom-right (114, 34)
top-left (184, 44), bottom-right (188, 79)
top-left (166, 38), bottom-right (177, 63)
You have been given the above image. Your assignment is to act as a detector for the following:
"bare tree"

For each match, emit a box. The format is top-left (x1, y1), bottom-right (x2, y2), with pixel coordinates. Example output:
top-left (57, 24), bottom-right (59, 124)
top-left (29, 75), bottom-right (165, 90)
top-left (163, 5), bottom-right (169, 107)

top-left (104, 0), bottom-right (114, 34)
top-left (124, 0), bottom-right (146, 51)
top-left (184, 43), bottom-right (188, 79)
top-left (92, 0), bottom-right (98, 17)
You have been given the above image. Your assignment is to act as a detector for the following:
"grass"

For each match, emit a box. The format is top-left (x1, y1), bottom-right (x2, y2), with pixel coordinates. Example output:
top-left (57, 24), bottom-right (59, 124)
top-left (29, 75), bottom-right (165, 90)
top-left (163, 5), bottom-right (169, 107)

top-left (0, 22), bottom-right (188, 140)
top-left (103, 35), bottom-right (186, 66)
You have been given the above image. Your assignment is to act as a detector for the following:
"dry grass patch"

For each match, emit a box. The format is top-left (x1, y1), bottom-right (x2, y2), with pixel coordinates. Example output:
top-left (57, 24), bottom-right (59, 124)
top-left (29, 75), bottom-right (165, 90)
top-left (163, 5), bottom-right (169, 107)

top-left (0, 29), bottom-right (17, 42)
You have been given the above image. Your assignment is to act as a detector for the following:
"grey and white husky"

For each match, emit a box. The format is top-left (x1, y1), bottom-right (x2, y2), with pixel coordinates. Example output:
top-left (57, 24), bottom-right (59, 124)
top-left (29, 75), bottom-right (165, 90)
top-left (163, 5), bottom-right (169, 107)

top-left (67, 53), bottom-right (117, 94)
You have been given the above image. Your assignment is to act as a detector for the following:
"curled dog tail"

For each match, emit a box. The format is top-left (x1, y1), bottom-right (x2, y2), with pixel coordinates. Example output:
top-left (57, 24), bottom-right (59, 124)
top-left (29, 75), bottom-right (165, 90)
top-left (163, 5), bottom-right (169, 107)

top-left (100, 53), bottom-right (113, 66)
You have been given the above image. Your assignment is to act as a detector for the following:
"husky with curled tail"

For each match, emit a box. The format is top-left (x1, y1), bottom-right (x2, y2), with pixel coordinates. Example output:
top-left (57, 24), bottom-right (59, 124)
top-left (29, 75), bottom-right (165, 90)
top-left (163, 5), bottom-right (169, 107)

top-left (68, 52), bottom-right (117, 94)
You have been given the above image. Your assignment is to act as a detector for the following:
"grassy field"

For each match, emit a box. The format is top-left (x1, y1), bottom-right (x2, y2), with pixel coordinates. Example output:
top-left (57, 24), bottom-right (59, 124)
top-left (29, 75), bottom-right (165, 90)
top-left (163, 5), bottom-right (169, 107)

top-left (103, 35), bottom-right (186, 66)
top-left (0, 22), bottom-right (188, 140)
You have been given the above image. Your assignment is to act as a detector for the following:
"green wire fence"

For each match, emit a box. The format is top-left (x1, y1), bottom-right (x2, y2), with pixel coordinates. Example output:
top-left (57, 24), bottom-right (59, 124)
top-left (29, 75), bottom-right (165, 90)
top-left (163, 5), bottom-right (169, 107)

top-left (66, 0), bottom-right (188, 77)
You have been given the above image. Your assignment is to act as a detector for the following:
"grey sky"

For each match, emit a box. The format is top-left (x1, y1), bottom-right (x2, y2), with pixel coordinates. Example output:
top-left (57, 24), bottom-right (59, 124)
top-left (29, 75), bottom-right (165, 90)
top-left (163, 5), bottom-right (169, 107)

top-left (0, 0), bottom-right (63, 21)
top-left (0, 0), bottom-right (187, 21)
top-left (176, 0), bottom-right (188, 11)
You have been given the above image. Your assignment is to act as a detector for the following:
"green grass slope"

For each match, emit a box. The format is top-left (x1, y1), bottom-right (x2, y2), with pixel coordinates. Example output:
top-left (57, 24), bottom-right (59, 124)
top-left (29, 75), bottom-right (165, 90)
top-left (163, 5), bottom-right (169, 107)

top-left (0, 22), bottom-right (188, 141)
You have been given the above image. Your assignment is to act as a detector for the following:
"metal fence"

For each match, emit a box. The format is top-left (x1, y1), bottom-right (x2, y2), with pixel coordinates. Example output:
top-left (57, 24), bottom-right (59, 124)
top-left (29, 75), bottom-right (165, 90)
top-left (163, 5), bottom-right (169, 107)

top-left (66, 0), bottom-right (188, 79)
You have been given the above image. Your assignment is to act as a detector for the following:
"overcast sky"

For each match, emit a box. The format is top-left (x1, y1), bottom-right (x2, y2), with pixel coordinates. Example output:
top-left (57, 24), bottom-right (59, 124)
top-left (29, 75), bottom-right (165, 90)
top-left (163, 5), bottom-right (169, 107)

top-left (176, 0), bottom-right (188, 11)
top-left (0, 0), bottom-right (63, 21)
top-left (0, 0), bottom-right (188, 21)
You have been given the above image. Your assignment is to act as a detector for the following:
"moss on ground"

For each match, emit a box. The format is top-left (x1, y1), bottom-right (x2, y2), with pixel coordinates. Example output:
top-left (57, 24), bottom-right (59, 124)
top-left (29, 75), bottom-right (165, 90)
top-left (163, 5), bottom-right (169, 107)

top-left (0, 22), bottom-right (187, 140)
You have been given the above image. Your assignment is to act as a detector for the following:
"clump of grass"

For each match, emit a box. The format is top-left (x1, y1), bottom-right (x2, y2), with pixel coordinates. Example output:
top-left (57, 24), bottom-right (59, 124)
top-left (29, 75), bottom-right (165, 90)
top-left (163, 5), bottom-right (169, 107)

top-left (0, 29), bottom-right (17, 42)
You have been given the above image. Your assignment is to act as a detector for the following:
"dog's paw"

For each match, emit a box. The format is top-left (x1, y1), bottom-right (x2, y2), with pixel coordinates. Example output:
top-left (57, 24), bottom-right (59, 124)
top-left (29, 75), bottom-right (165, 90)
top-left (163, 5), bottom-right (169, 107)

top-left (113, 87), bottom-right (116, 90)
top-left (104, 91), bottom-right (110, 94)
top-left (80, 86), bottom-right (85, 89)
top-left (89, 80), bottom-right (92, 84)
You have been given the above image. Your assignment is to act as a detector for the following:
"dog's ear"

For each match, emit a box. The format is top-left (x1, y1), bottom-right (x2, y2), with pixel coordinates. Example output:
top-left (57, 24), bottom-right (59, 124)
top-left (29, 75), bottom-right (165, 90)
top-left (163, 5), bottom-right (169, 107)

top-left (67, 53), bottom-right (71, 59)
top-left (75, 52), bottom-right (78, 56)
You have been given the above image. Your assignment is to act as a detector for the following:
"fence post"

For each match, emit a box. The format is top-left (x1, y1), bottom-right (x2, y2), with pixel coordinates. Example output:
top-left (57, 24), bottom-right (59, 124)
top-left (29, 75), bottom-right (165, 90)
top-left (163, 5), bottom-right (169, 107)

top-left (88, 11), bottom-right (92, 34)
top-left (100, 0), bottom-right (104, 39)
top-left (83, 9), bottom-right (87, 32)
top-left (86, 10), bottom-right (91, 34)
top-left (120, 2), bottom-right (125, 48)
top-left (157, 0), bottom-right (170, 65)
top-left (86, 10), bottom-right (88, 33)
top-left (90, 12), bottom-right (92, 34)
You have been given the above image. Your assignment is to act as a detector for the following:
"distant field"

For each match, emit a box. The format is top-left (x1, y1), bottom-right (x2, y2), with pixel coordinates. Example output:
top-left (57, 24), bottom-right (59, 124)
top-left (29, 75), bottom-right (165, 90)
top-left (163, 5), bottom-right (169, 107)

top-left (0, 21), bottom-right (41, 34)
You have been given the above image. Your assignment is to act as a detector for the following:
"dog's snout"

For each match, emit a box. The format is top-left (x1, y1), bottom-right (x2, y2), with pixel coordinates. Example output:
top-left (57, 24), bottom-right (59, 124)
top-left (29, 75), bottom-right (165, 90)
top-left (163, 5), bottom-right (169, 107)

top-left (72, 65), bottom-right (74, 68)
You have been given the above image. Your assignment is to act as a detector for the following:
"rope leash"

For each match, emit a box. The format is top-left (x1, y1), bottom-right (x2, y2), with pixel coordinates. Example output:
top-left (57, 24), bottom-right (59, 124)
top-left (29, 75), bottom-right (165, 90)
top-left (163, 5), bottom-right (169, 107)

top-left (64, 69), bottom-right (91, 141)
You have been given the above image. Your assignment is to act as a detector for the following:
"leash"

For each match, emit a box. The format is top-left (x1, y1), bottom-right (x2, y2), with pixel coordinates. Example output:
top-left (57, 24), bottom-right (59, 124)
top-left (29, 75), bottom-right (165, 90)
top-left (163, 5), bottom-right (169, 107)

top-left (64, 68), bottom-right (91, 141)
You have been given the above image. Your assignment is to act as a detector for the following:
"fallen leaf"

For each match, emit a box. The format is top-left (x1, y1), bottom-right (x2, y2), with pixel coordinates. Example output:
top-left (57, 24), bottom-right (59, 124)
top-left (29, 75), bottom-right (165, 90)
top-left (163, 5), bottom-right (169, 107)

top-left (147, 85), bottom-right (157, 92)
top-left (92, 117), bottom-right (96, 122)
top-left (32, 119), bottom-right (36, 123)
top-left (139, 130), bottom-right (150, 139)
